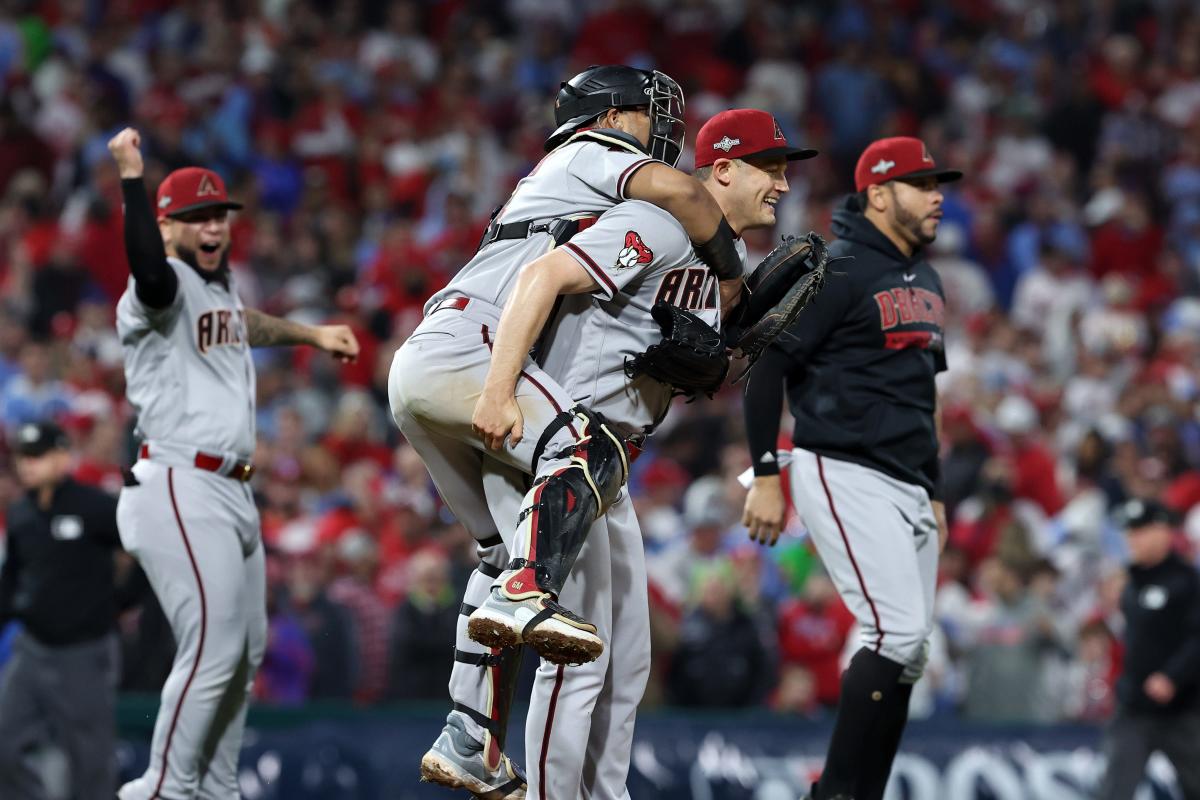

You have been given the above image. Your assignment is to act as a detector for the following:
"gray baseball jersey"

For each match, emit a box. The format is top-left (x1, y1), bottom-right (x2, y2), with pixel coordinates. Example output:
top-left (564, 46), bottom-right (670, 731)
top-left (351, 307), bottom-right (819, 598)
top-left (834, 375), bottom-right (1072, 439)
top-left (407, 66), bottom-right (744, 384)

top-left (395, 137), bottom-right (699, 800)
top-left (513, 201), bottom-right (746, 799)
top-left (116, 257), bottom-right (256, 458)
top-left (427, 134), bottom-right (656, 310)
top-left (539, 200), bottom-right (744, 436)
top-left (115, 255), bottom-right (266, 800)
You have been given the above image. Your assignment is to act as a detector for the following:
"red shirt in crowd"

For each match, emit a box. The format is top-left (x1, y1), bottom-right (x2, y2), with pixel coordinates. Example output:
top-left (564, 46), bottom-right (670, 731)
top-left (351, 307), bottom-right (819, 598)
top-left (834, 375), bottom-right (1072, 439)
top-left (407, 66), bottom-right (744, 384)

top-left (777, 595), bottom-right (856, 707)
top-left (1011, 442), bottom-right (1065, 517)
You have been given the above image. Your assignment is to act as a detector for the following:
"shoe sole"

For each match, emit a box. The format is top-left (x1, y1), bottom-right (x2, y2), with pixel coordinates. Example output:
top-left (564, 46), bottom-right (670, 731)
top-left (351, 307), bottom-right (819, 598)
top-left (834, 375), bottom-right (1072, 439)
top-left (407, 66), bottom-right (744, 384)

top-left (419, 751), bottom-right (527, 799)
top-left (526, 626), bottom-right (604, 665)
top-left (467, 613), bottom-right (523, 650)
top-left (468, 608), bottom-right (604, 665)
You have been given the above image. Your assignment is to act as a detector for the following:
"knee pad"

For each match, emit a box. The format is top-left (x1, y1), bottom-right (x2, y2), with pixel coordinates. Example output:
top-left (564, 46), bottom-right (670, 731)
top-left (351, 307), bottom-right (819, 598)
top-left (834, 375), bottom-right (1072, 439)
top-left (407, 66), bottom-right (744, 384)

top-left (559, 406), bottom-right (631, 514)
top-left (533, 405), bottom-right (632, 514)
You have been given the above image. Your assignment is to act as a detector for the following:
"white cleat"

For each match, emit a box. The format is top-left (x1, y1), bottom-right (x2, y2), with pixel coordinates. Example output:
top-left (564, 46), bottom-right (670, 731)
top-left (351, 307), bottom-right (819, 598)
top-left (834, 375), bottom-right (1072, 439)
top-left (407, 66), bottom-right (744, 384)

top-left (467, 586), bottom-right (603, 665)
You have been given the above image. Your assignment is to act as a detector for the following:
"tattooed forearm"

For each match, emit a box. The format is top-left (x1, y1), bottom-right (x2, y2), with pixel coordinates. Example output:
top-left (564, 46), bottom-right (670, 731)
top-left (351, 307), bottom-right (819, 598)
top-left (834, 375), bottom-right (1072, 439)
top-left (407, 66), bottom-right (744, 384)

top-left (243, 308), bottom-right (317, 348)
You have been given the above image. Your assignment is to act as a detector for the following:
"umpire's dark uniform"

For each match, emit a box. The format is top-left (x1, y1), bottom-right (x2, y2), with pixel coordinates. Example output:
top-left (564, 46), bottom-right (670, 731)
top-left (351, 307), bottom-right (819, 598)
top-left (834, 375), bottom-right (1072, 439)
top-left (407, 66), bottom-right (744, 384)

top-left (1098, 499), bottom-right (1200, 800)
top-left (0, 422), bottom-right (131, 800)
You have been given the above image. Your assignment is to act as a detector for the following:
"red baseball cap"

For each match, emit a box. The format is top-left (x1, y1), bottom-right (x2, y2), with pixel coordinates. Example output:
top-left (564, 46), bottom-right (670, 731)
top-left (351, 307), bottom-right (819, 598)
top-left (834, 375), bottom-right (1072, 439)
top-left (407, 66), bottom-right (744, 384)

top-left (694, 109), bottom-right (818, 169)
top-left (155, 167), bottom-right (243, 221)
top-left (854, 136), bottom-right (962, 192)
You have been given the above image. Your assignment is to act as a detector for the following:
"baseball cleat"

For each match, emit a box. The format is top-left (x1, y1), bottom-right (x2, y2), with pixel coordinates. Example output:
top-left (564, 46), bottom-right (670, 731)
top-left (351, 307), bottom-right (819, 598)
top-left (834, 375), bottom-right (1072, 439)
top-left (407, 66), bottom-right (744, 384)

top-left (419, 714), bottom-right (526, 800)
top-left (467, 585), bottom-right (603, 665)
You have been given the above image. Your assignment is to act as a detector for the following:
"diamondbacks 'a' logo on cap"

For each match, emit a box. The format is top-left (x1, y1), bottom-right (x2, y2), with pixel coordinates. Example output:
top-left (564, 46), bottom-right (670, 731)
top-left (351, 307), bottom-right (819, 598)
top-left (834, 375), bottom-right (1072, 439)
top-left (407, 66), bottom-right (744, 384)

top-left (713, 135), bottom-right (741, 152)
top-left (773, 118), bottom-right (785, 140)
top-left (921, 143), bottom-right (933, 164)
top-left (870, 158), bottom-right (896, 175)
top-left (615, 230), bottom-right (654, 270)
top-left (197, 173), bottom-right (221, 197)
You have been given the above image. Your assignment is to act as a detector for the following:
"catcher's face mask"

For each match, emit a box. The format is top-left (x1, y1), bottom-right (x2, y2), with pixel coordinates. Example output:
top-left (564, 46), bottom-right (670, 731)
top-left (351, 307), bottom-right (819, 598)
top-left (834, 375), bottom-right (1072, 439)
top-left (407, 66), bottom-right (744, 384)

top-left (646, 71), bottom-right (686, 168)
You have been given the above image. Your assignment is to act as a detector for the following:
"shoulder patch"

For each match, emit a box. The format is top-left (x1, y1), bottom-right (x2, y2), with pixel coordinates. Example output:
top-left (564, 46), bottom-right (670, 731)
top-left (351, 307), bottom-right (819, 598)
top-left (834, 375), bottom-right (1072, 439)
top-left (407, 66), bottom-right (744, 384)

top-left (616, 231), bottom-right (654, 270)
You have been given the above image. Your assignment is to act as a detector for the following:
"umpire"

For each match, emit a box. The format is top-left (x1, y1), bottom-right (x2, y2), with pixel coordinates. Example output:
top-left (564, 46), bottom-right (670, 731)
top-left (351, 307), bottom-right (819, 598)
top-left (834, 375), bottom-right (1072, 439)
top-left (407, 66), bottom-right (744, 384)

top-left (0, 421), bottom-right (135, 800)
top-left (742, 137), bottom-right (960, 800)
top-left (1097, 498), bottom-right (1200, 800)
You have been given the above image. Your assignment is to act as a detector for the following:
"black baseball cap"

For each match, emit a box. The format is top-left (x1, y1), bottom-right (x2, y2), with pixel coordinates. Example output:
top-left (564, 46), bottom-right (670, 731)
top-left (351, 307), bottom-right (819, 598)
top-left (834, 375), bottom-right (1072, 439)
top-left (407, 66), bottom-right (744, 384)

top-left (1116, 498), bottom-right (1173, 531)
top-left (12, 421), bottom-right (68, 457)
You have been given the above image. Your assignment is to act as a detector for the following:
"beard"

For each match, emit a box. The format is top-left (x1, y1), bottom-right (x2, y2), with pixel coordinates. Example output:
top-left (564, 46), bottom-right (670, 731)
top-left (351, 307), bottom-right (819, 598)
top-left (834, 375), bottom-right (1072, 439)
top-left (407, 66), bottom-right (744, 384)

top-left (176, 243), bottom-right (231, 287)
top-left (893, 202), bottom-right (937, 247)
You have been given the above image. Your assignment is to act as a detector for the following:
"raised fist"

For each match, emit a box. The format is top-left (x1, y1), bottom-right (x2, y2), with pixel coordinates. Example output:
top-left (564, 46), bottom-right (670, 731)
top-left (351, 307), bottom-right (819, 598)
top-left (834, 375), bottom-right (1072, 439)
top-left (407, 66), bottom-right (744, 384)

top-left (107, 127), bottom-right (144, 179)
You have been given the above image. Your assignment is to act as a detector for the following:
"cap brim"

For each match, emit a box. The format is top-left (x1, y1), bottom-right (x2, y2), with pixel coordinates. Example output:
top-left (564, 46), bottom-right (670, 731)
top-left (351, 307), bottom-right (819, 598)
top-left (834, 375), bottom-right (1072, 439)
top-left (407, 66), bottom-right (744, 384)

top-left (898, 167), bottom-right (963, 184)
top-left (166, 200), bottom-right (244, 218)
top-left (743, 145), bottom-right (820, 162)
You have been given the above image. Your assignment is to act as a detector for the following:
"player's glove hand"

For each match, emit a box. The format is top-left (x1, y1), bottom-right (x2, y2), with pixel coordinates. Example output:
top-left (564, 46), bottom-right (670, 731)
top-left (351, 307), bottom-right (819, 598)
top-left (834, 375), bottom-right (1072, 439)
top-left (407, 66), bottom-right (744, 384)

top-left (726, 232), bottom-right (836, 382)
top-left (624, 301), bottom-right (729, 399)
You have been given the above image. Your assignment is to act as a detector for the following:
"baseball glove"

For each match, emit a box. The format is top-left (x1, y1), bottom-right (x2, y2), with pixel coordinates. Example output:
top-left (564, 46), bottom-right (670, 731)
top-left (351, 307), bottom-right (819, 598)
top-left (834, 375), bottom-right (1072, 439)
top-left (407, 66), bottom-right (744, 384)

top-left (727, 231), bottom-right (833, 382)
top-left (624, 301), bottom-right (729, 398)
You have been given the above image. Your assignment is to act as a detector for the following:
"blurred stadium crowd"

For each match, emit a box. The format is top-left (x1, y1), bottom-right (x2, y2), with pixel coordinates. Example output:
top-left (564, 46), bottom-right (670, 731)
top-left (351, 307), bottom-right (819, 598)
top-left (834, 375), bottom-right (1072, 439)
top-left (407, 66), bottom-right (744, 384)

top-left (1, 0), bottom-right (1199, 725)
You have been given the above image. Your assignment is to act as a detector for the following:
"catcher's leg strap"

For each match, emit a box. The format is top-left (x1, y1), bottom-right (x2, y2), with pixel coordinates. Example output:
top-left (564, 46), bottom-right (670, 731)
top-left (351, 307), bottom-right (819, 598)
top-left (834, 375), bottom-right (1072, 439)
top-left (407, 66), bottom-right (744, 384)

top-left (453, 701), bottom-right (503, 740)
top-left (530, 409), bottom-right (578, 473)
top-left (452, 638), bottom-right (522, 751)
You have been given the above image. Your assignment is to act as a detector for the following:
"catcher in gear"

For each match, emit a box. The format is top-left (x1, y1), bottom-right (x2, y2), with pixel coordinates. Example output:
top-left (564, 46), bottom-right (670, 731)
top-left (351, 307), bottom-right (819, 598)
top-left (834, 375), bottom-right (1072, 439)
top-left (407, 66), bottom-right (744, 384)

top-left (468, 108), bottom-right (820, 663)
top-left (396, 65), bottom-right (745, 799)
top-left (465, 108), bottom-right (821, 799)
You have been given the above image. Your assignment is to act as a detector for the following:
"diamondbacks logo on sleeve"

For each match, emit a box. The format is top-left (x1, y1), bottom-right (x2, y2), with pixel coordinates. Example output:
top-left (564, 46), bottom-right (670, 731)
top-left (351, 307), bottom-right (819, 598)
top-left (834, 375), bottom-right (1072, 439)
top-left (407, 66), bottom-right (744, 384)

top-left (615, 231), bottom-right (654, 270)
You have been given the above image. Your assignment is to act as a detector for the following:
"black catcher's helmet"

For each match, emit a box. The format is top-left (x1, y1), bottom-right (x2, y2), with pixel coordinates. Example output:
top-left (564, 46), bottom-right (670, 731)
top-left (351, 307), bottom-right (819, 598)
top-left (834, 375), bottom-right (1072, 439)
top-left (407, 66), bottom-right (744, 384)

top-left (545, 65), bottom-right (686, 167)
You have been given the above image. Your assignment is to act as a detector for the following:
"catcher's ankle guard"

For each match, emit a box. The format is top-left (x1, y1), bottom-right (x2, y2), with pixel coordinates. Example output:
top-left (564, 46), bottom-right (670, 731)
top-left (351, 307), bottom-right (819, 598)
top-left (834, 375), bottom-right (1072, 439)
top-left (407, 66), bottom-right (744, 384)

top-left (513, 406), bottom-right (632, 596)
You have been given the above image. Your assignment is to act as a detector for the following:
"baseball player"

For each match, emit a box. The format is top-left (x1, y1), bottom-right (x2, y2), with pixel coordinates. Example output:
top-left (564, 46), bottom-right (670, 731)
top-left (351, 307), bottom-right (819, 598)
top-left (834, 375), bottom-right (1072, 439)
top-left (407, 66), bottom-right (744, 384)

top-left (107, 127), bottom-right (359, 800)
top-left (472, 107), bottom-right (816, 800)
top-left (391, 65), bottom-right (745, 797)
top-left (741, 136), bottom-right (961, 800)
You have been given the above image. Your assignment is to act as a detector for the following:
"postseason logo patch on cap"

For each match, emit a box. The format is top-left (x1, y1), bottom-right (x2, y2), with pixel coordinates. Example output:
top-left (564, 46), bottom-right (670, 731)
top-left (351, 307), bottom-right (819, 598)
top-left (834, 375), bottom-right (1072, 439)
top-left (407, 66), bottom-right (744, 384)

top-left (694, 108), bottom-right (818, 169)
top-left (854, 136), bottom-right (963, 191)
top-left (712, 136), bottom-right (741, 153)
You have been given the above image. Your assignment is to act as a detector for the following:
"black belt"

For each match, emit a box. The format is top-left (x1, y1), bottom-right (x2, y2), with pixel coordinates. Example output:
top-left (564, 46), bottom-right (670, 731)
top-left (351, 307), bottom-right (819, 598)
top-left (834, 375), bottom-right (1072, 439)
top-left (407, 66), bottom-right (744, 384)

top-left (477, 216), bottom-right (597, 251)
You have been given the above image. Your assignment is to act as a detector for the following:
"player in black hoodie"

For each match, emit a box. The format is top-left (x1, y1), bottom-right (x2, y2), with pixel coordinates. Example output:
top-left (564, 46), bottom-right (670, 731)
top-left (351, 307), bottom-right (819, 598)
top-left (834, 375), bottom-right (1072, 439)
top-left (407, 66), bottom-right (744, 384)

top-left (742, 137), bottom-right (962, 800)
